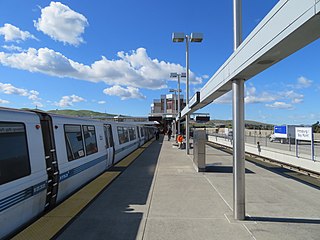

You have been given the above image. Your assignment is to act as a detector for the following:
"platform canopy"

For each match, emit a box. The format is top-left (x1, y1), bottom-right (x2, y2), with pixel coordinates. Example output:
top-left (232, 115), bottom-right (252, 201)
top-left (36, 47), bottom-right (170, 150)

top-left (181, 0), bottom-right (320, 117)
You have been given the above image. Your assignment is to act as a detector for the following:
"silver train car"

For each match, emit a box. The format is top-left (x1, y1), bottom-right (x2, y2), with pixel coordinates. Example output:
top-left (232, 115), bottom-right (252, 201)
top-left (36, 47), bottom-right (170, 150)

top-left (0, 107), bottom-right (155, 239)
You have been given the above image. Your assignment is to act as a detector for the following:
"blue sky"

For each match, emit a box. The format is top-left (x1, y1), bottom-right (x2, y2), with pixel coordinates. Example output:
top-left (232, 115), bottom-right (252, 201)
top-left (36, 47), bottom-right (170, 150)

top-left (0, 0), bottom-right (319, 125)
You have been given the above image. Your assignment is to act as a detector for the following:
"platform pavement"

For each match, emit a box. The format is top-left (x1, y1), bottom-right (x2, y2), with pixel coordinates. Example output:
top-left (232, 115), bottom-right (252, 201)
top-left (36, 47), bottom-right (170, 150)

top-left (57, 135), bottom-right (320, 240)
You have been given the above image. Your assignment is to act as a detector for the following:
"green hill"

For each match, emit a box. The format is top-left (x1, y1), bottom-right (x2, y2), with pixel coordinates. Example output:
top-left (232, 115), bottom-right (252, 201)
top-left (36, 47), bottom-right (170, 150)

top-left (47, 109), bottom-right (116, 117)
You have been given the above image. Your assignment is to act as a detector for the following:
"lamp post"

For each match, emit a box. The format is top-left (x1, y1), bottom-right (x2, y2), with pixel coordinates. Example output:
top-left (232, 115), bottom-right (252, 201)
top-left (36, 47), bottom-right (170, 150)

top-left (170, 72), bottom-right (185, 136)
top-left (172, 32), bottom-right (203, 154)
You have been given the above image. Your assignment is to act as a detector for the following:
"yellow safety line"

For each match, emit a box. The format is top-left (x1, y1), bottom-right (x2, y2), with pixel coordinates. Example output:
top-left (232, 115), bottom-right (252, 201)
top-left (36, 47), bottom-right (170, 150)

top-left (12, 139), bottom-right (154, 240)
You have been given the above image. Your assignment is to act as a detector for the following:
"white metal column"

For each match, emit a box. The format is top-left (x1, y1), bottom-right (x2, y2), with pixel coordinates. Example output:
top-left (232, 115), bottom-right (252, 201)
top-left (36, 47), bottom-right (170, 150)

top-left (233, 0), bottom-right (245, 220)
top-left (186, 35), bottom-right (190, 154)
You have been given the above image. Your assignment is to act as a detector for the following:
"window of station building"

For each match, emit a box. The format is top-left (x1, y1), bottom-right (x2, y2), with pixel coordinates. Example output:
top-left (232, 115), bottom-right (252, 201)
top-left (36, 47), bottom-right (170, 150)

top-left (117, 126), bottom-right (129, 144)
top-left (0, 122), bottom-right (31, 185)
top-left (64, 125), bottom-right (85, 161)
top-left (83, 125), bottom-right (98, 155)
top-left (129, 127), bottom-right (136, 141)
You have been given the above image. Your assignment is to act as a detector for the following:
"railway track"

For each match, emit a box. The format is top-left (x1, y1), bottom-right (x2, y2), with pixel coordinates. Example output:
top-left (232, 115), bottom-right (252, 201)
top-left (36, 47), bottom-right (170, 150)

top-left (206, 141), bottom-right (320, 187)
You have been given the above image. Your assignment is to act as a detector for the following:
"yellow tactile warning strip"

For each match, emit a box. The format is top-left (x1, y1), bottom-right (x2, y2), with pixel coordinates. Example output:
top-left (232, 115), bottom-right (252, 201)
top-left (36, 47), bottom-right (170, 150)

top-left (12, 139), bottom-right (154, 240)
top-left (115, 140), bottom-right (153, 167)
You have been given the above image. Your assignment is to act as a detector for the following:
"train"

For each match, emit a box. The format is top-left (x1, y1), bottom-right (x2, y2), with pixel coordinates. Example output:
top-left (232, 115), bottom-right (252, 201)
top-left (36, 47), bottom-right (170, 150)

top-left (0, 107), bottom-right (156, 239)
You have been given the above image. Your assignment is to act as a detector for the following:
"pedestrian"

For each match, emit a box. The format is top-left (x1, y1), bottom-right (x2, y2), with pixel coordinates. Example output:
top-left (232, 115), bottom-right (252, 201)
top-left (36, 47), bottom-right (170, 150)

top-left (156, 128), bottom-right (160, 140)
top-left (177, 134), bottom-right (184, 149)
top-left (167, 128), bottom-right (172, 141)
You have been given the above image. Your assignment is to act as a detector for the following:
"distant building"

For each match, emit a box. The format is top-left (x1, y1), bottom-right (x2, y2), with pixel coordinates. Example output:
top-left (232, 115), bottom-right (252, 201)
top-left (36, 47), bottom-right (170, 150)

top-left (150, 94), bottom-right (186, 133)
top-left (150, 94), bottom-right (186, 119)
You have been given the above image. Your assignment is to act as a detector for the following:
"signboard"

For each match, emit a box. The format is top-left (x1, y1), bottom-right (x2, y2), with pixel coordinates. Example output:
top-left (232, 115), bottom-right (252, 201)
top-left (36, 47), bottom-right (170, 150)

top-left (196, 116), bottom-right (210, 122)
top-left (295, 127), bottom-right (312, 141)
top-left (274, 125), bottom-right (287, 138)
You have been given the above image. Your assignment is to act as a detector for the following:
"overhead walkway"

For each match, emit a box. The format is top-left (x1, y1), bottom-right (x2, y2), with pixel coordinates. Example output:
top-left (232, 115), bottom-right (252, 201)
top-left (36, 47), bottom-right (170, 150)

top-left (14, 135), bottom-right (320, 240)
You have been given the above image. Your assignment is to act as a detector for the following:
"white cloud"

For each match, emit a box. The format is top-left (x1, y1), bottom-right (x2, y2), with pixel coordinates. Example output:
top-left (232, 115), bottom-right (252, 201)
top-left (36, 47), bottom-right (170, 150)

top-left (0, 23), bottom-right (37, 42)
top-left (2, 45), bottom-right (24, 52)
top-left (0, 82), bottom-right (43, 106)
top-left (98, 100), bottom-right (106, 104)
top-left (280, 90), bottom-right (303, 104)
top-left (214, 84), bottom-right (304, 107)
top-left (296, 76), bottom-right (312, 88)
top-left (0, 82), bottom-right (29, 96)
top-left (103, 86), bottom-right (146, 100)
top-left (34, 2), bottom-right (88, 46)
top-left (54, 94), bottom-right (85, 107)
top-left (0, 99), bottom-right (10, 104)
top-left (244, 86), bottom-right (277, 104)
top-left (0, 47), bottom-right (203, 89)
top-left (265, 101), bottom-right (294, 109)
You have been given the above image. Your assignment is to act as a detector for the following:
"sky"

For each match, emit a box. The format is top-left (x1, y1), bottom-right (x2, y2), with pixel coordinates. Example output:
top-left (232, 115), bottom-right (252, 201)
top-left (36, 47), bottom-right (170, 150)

top-left (0, 0), bottom-right (319, 125)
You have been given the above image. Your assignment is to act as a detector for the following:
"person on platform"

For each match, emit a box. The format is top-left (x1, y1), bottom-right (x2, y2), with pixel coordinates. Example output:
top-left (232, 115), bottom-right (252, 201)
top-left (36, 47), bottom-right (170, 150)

top-left (177, 134), bottom-right (184, 149)
top-left (167, 128), bottom-right (172, 141)
top-left (155, 128), bottom-right (160, 140)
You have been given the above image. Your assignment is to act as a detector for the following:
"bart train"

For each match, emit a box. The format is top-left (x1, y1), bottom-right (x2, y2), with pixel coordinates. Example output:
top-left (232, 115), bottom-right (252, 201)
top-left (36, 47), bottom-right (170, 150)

top-left (0, 107), bottom-right (156, 239)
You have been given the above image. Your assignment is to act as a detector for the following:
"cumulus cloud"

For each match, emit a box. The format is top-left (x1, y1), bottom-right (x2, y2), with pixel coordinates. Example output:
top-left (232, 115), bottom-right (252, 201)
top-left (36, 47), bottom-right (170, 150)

top-left (98, 100), bottom-right (106, 104)
top-left (289, 76), bottom-right (313, 89)
top-left (280, 90), bottom-right (303, 104)
top-left (54, 94), bottom-right (85, 107)
top-left (0, 82), bottom-right (43, 106)
top-left (0, 47), bottom-right (203, 89)
top-left (34, 2), bottom-right (88, 46)
top-left (265, 101), bottom-right (294, 109)
top-left (2, 45), bottom-right (24, 52)
top-left (0, 82), bottom-right (29, 96)
top-left (0, 23), bottom-right (37, 42)
top-left (103, 85), bottom-right (146, 100)
top-left (0, 99), bottom-right (10, 104)
top-left (214, 84), bottom-right (304, 107)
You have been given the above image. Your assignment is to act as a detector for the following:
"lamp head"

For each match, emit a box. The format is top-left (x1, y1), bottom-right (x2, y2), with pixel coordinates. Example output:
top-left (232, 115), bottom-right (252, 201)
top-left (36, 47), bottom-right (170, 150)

top-left (172, 32), bottom-right (185, 42)
top-left (190, 32), bottom-right (203, 42)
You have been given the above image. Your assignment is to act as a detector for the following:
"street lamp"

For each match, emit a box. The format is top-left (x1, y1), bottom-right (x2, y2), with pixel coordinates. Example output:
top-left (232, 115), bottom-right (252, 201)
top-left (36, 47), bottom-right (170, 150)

top-left (170, 72), bottom-right (185, 136)
top-left (172, 32), bottom-right (203, 154)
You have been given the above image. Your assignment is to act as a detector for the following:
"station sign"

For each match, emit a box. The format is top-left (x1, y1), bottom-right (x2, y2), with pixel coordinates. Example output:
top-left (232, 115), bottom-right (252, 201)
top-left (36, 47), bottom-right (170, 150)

top-left (274, 125), bottom-right (287, 138)
top-left (295, 127), bottom-right (312, 141)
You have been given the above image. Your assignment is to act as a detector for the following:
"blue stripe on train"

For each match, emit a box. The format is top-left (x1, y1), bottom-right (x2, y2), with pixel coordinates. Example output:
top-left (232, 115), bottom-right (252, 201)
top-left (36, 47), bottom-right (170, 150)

top-left (0, 142), bottom-right (140, 212)
top-left (59, 155), bottom-right (107, 182)
top-left (0, 181), bottom-right (46, 212)
top-left (0, 154), bottom-right (107, 212)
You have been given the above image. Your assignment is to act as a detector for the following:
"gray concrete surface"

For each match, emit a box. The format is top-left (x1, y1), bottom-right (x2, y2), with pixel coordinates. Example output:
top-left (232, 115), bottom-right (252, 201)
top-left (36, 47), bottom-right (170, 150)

top-left (57, 135), bottom-right (320, 240)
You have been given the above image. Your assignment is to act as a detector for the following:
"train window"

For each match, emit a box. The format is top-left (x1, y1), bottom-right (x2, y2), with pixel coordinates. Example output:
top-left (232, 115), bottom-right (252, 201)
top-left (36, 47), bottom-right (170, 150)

top-left (0, 122), bottom-right (31, 185)
top-left (117, 126), bottom-right (129, 144)
top-left (129, 127), bottom-right (136, 141)
top-left (136, 126), bottom-right (140, 138)
top-left (83, 125), bottom-right (98, 155)
top-left (64, 125), bottom-right (85, 161)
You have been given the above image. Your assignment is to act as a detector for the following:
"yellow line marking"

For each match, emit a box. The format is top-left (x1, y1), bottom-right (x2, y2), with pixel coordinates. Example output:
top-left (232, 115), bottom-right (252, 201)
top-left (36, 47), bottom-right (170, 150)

top-left (12, 139), bottom-right (154, 240)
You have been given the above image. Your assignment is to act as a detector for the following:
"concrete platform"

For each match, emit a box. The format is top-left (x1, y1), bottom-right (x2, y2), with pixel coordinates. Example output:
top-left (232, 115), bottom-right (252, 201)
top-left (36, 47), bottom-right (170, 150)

top-left (56, 136), bottom-right (320, 240)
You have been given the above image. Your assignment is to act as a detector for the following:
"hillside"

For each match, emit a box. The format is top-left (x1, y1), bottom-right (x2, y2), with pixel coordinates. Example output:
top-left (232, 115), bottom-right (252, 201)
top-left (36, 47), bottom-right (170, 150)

top-left (192, 119), bottom-right (274, 130)
top-left (47, 109), bottom-right (116, 117)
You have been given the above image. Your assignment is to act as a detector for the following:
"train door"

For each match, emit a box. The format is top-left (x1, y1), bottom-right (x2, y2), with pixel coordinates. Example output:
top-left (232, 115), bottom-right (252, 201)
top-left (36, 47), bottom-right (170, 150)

top-left (36, 112), bottom-right (59, 211)
top-left (103, 124), bottom-right (115, 166)
top-left (136, 126), bottom-right (141, 146)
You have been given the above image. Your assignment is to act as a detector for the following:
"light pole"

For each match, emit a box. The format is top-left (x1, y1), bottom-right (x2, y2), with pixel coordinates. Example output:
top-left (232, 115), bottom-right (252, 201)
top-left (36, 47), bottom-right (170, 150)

top-left (172, 32), bottom-right (203, 154)
top-left (170, 72), bottom-right (185, 136)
